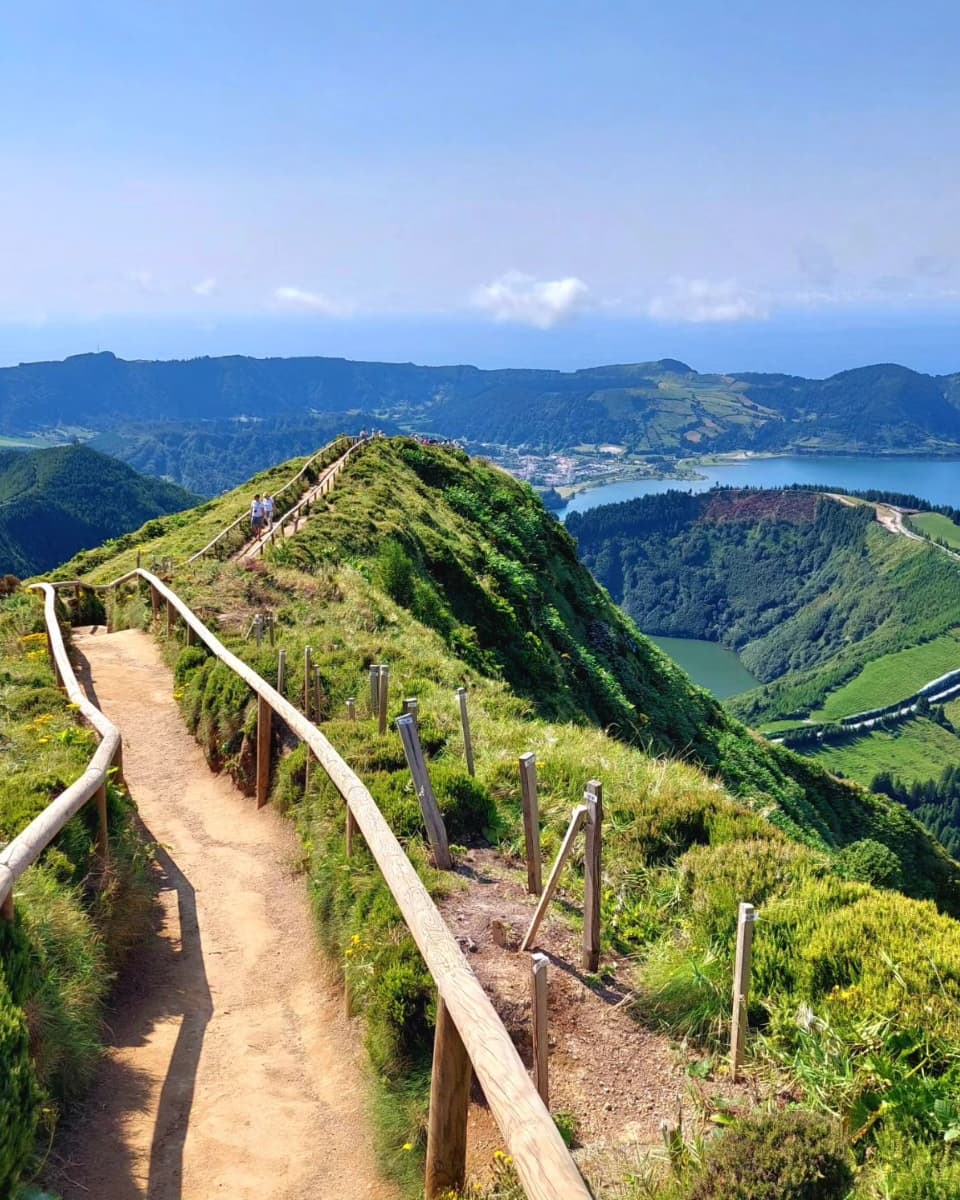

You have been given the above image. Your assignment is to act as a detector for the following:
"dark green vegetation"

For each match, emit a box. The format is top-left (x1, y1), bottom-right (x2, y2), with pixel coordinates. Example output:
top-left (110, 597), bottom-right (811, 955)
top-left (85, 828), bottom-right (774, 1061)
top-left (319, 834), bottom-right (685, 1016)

top-left (0, 591), bottom-right (151, 1197)
top-left (570, 488), bottom-right (960, 724)
top-left (7, 351), bottom-right (960, 492)
top-left (0, 443), bottom-right (197, 577)
top-left (76, 438), bottom-right (960, 1197)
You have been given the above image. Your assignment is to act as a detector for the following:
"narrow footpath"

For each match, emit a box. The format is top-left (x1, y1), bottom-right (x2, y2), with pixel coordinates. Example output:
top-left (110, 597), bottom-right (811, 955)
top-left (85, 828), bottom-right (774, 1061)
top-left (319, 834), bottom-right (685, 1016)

top-left (46, 628), bottom-right (393, 1200)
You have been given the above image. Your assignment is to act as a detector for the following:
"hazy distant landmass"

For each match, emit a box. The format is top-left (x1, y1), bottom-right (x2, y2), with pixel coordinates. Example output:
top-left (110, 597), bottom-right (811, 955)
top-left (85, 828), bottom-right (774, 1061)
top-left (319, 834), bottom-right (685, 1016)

top-left (3, 351), bottom-right (960, 493)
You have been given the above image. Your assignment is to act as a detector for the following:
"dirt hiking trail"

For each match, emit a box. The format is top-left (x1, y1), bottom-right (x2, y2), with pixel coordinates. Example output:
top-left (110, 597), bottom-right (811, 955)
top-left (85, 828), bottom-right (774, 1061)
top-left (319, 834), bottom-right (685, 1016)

top-left (46, 628), bottom-right (394, 1200)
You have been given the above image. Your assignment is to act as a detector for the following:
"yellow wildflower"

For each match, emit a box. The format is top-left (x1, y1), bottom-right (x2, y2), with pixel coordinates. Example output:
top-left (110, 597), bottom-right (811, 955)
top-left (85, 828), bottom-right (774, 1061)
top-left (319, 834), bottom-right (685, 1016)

top-left (401, 1142), bottom-right (414, 1152)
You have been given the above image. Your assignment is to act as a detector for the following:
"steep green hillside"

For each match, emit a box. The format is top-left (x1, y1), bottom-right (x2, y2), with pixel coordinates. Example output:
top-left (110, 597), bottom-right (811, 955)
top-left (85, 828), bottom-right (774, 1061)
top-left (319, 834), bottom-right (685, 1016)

top-left (0, 444), bottom-right (197, 578)
top-left (64, 438), bottom-right (960, 1196)
top-left (569, 488), bottom-right (960, 723)
top-left (5, 351), bottom-right (960, 491)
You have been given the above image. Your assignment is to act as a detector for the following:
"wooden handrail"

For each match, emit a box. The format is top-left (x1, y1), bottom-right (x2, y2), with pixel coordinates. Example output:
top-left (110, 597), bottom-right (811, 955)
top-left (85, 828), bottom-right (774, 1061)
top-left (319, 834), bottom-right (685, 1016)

top-left (62, 568), bottom-right (590, 1200)
top-left (0, 584), bottom-right (121, 912)
top-left (187, 435), bottom-right (359, 563)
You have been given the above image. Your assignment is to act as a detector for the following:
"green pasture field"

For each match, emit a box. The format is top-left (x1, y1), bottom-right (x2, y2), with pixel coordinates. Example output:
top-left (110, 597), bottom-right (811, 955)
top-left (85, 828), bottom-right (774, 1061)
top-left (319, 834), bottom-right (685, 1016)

top-left (912, 511), bottom-right (960, 549)
top-left (813, 633), bottom-right (960, 720)
top-left (809, 715), bottom-right (960, 787)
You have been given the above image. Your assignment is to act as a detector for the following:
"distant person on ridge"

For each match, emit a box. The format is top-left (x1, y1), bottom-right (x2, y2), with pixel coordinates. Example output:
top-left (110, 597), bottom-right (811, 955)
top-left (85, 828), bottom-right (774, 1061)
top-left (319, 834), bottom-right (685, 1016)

top-left (251, 494), bottom-right (264, 540)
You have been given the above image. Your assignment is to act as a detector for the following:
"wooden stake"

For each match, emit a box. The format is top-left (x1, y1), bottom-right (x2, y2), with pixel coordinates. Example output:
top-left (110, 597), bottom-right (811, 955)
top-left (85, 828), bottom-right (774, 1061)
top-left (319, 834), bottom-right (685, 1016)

top-left (456, 686), bottom-right (475, 776)
top-left (303, 646), bottom-right (313, 719)
top-left (520, 805), bottom-right (589, 952)
top-left (346, 805), bottom-right (359, 857)
top-left (425, 998), bottom-right (472, 1199)
top-left (136, 549), bottom-right (142, 569)
top-left (397, 714), bottom-right (452, 869)
top-left (346, 697), bottom-right (356, 721)
top-left (166, 598), bottom-right (174, 638)
top-left (151, 585), bottom-right (160, 622)
top-left (277, 648), bottom-right (286, 696)
top-left (519, 753), bottom-right (542, 896)
top-left (256, 694), bottom-right (272, 809)
top-left (582, 780), bottom-right (603, 973)
top-left (402, 697), bottom-right (419, 725)
top-left (95, 782), bottom-right (109, 859)
top-left (530, 953), bottom-right (549, 1106)
top-left (730, 901), bottom-right (756, 1081)
top-left (254, 614), bottom-right (263, 647)
top-left (368, 663), bottom-right (381, 719)
top-left (0, 893), bottom-right (13, 921)
top-left (378, 666), bottom-right (390, 736)
top-left (112, 740), bottom-right (125, 788)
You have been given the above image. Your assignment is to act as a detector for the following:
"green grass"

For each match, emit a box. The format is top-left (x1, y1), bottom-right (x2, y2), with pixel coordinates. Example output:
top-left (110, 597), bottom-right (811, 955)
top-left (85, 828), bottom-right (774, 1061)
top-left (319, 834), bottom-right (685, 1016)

top-left (808, 716), bottom-right (960, 787)
top-left (87, 438), bottom-right (960, 1197)
top-left (812, 633), bottom-right (960, 720)
top-left (911, 511), bottom-right (960, 549)
top-left (0, 589), bottom-right (152, 1196)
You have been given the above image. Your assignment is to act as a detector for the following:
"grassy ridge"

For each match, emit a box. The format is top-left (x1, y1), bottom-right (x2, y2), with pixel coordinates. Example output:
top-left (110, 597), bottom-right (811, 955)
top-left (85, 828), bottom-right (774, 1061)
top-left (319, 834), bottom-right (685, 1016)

top-left (911, 511), bottom-right (960, 549)
top-left (813, 632), bottom-right (960, 719)
top-left (88, 438), bottom-right (960, 1196)
top-left (0, 590), bottom-right (151, 1196)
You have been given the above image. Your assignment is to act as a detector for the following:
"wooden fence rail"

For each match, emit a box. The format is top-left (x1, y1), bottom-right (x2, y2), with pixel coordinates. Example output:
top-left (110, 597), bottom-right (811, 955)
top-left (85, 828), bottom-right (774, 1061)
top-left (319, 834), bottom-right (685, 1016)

top-left (186, 435), bottom-right (361, 563)
top-left (43, 569), bottom-right (590, 1200)
top-left (0, 584), bottom-right (123, 919)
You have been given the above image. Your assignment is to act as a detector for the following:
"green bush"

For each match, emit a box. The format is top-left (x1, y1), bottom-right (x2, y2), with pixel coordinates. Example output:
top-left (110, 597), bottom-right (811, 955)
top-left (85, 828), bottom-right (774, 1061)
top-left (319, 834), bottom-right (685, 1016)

top-left (686, 1110), bottom-right (853, 1200)
top-left (835, 838), bottom-right (904, 890)
top-left (0, 975), bottom-right (38, 1199)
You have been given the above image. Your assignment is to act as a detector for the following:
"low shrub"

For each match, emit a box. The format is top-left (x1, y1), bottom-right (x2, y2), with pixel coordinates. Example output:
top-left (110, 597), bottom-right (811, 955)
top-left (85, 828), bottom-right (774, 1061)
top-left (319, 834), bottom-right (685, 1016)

top-left (686, 1110), bottom-right (853, 1200)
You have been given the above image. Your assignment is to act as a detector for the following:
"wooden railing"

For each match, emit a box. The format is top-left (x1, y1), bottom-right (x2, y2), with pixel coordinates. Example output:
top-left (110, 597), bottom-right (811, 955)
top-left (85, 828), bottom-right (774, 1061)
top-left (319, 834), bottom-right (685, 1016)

top-left (187, 435), bottom-right (363, 563)
top-left (36, 569), bottom-right (591, 1200)
top-left (0, 584), bottom-right (123, 919)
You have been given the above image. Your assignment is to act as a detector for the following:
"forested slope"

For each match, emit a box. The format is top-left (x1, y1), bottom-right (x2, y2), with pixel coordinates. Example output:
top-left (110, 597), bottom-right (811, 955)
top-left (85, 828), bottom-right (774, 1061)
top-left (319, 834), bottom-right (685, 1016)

top-left (0, 444), bottom-right (197, 577)
top-left (5, 351), bottom-right (960, 492)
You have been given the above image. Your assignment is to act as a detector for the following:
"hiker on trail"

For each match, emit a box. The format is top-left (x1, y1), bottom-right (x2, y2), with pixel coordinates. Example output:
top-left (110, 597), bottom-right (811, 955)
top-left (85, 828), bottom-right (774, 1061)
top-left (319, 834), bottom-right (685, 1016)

top-left (251, 494), bottom-right (264, 539)
top-left (264, 493), bottom-right (275, 529)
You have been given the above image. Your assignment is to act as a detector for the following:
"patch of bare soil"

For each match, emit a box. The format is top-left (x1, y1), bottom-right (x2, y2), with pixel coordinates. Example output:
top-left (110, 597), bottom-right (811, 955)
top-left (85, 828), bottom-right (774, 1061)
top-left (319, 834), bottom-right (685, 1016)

top-left (43, 628), bottom-right (394, 1200)
top-left (443, 849), bottom-right (759, 1190)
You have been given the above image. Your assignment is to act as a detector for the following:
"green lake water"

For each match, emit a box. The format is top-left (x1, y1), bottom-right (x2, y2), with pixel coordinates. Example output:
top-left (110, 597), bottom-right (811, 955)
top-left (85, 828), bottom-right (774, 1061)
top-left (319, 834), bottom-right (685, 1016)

top-left (649, 635), bottom-right (759, 700)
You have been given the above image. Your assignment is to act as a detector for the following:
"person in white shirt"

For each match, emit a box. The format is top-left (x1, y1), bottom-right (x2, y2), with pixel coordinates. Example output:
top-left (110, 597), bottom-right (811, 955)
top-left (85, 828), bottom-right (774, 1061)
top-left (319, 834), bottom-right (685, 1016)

top-left (251, 494), bottom-right (264, 539)
top-left (263, 493), bottom-right (275, 529)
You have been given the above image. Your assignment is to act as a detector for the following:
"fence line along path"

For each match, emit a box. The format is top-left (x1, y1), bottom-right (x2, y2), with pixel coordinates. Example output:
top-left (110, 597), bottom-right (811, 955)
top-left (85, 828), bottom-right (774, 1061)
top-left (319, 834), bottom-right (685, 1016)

top-left (36, 569), bottom-right (590, 1200)
top-left (45, 626), bottom-right (394, 1200)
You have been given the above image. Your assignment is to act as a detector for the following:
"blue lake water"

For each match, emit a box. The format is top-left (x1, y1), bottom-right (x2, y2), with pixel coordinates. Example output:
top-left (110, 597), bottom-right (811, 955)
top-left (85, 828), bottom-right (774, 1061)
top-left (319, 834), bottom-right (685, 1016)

top-left (559, 455), bottom-right (960, 520)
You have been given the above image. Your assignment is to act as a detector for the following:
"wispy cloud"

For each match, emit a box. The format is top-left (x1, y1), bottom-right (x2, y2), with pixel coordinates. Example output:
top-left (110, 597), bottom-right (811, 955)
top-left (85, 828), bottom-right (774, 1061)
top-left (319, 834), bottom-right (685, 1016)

top-left (648, 277), bottom-right (767, 323)
top-left (473, 270), bottom-right (589, 329)
top-left (272, 285), bottom-right (355, 317)
top-left (125, 269), bottom-right (154, 294)
top-left (193, 276), bottom-right (218, 296)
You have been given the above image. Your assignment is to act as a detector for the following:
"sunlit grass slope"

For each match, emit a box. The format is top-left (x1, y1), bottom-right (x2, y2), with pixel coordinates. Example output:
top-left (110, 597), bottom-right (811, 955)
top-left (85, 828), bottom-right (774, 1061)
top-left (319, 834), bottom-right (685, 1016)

top-left (75, 437), bottom-right (960, 1197)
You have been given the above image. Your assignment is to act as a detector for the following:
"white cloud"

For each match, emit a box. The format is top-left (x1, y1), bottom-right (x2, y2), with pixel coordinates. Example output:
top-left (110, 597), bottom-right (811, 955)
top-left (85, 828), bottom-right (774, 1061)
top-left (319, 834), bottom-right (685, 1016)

top-left (647, 277), bottom-right (767, 323)
top-left (193, 276), bottom-right (218, 296)
top-left (272, 285), bottom-right (355, 317)
top-left (472, 270), bottom-right (589, 329)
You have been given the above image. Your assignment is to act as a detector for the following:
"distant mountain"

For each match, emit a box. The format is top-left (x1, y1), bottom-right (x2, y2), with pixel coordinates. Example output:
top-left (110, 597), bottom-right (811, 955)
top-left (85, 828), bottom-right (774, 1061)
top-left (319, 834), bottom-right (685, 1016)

top-left (2, 351), bottom-right (960, 493)
top-left (0, 444), bottom-right (197, 577)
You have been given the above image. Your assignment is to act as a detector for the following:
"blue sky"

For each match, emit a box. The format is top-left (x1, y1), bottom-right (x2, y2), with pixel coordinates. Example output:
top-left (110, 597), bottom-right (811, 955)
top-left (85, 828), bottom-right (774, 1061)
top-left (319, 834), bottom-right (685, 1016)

top-left (2, 0), bottom-right (959, 375)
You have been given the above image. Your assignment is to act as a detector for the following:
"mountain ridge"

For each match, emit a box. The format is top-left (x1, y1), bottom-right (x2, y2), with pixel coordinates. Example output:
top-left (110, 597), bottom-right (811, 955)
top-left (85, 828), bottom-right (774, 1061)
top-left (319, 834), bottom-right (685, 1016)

top-left (4, 351), bottom-right (960, 494)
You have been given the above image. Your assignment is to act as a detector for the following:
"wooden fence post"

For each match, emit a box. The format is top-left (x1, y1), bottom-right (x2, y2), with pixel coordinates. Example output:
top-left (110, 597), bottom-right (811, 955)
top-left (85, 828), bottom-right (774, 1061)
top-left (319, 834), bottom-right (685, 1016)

top-left (582, 780), bottom-right (603, 973)
top-left (456, 686), bottom-right (475, 776)
top-left (95, 783), bottom-right (109, 859)
top-left (0, 893), bottom-right (13, 921)
top-left (425, 997), bottom-right (472, 1199)
top-left (402, 697), bottom-right (419, 725)
top-left (136, 549), bottom-right (141, 569)
top-left (303, 646), bottom-right (313, 719)
top-left (730, 901), bottom-right (756, 1081)
top-left (346, 697), bottom-right (356, 721)
top-left (519, 753), bottom-right (542, 896)
top-left (396, 714), bottom-right (452, 869)
top-left (254, 614), bottom-right (264, 647)
top-left (277, 648), bottom-right (286, 696)
top-left (256, 695), bottom-right (272, 809)
top-left (530, 952), bottom-right (549, 1106)
top-left (112, 739), bottom-right (125, 788)
top-left (314, 665), bottom-right (324, 722)
top-left (150, 585), bottom-right (159, 622)
top-left (378, 666), bottom-right (390, 736)
top-left (166, 598), bottom-right (174, 638)
top-left (520, 805), bottom-right (589, 952)
top-left (346, 805), bottom-right (359, 857)
top-left (369, 664), bottom-right (381, 719)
